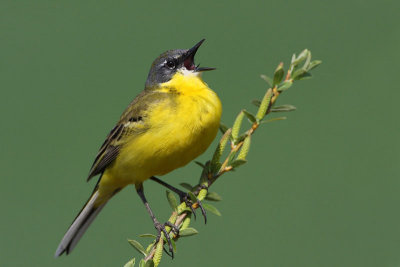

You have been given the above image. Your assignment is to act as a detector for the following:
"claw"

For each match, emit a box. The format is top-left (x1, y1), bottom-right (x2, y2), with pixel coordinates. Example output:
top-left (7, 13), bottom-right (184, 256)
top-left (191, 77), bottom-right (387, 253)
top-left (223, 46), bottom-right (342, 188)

top-left (162, 246), bottom-right (172, 257)
top-left (154, 221), bottom-right (174, 259)
top-left (197, 200), bottom-right (207, 224)
top-left (181, 194), bottom-right (207, 224)
top-left (197, 184), bottom-right (208, 224)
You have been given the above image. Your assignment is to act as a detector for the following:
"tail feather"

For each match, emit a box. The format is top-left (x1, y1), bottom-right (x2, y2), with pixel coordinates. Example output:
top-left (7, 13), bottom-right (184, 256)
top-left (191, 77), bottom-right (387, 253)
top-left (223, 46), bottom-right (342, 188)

top-left (55, 190), bottom-right (106, 257)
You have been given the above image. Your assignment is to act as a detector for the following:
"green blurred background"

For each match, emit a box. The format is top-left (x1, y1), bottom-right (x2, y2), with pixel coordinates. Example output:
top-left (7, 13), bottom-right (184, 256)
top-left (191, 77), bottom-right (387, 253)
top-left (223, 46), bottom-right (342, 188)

top-left (1, 0), bottom-right (399, 266)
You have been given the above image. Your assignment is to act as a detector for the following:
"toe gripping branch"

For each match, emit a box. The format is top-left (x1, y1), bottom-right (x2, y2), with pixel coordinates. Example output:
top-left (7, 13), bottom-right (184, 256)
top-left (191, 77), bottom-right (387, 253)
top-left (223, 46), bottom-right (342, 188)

top-left (154, 221), bottom-right (178, 258)
top-left (150, 176), bottom-right (208, 224)
top-left (144, 177), bottom-right (209, 259)
top-left (182, 184), bottom-right (208, 224)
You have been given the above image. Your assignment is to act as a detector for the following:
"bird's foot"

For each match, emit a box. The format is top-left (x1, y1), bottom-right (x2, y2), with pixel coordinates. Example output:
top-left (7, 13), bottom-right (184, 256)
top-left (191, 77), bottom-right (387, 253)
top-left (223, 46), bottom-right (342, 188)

top-left (164, 221), bottom-right (179, 236)
top-left (180, 185), bottom-right (208, 224)
top-left (154, 220), bottom-right (177, 258)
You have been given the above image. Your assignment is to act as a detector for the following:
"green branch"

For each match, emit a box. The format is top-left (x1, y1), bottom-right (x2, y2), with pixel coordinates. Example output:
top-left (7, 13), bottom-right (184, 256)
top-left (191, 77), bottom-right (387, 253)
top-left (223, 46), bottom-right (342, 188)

top-left (124, 49), bottom-right (322, 267)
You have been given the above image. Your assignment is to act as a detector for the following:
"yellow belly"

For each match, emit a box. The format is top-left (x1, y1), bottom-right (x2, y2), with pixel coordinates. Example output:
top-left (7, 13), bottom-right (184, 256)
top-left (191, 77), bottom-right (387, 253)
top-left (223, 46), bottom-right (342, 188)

top-left (99, 73), bottom-right (222, 192)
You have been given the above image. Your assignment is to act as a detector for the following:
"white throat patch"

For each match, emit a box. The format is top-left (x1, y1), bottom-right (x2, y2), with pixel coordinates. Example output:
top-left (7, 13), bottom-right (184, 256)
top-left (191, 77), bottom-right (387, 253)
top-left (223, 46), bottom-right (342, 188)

top-left (178, 67), bottom-right (200, 77)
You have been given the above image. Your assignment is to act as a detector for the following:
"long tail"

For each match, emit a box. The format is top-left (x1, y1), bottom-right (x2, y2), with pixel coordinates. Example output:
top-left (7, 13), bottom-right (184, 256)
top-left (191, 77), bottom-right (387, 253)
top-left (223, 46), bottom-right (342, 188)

top-left (55, 189), bottom-right (107, 257)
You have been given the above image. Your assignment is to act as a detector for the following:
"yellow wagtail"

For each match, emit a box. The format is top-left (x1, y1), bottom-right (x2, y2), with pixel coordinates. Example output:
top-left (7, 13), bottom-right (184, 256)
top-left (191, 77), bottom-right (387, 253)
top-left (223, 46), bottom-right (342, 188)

top-left (55, 39), bottom-right (222, 257)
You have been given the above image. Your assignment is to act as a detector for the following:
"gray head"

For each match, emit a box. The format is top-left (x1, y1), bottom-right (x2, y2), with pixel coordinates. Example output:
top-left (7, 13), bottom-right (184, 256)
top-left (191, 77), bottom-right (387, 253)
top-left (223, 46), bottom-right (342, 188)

top-left (145, 39), bottom-right (215, 89)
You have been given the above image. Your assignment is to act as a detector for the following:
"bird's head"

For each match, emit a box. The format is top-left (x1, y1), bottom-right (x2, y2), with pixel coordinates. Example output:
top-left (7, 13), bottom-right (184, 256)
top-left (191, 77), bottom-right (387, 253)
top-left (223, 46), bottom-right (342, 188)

top-left (145, 39), bottom-right (215, 89)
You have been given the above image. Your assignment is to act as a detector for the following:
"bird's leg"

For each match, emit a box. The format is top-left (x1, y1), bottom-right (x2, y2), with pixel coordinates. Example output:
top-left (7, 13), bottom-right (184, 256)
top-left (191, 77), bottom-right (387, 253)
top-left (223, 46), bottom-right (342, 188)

top-left (136, 184), bottom-right (175, 258)
top-left (150, 176), bottom-right (207, 224)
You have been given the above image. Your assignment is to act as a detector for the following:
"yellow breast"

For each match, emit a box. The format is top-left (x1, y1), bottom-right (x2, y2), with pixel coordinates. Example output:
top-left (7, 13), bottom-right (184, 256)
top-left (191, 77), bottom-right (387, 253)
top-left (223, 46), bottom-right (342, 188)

top-left (105, 72), bottom-right (222, 186)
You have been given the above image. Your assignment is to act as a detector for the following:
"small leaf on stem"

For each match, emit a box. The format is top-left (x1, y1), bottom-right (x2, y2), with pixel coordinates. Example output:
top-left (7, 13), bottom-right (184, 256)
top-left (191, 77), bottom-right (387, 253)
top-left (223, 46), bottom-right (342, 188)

top-left (297, 72), bottom-right (312, 80)
top-left (292, 69), bottom-right (307, 80)
top-left (230, 159), bottom-right (247, 168)
top-left (128, 239), bottom-right (147, 256)
top-left (139, 234), bottom-right (157, 239)
top-left (273, 63), bottom-right (284, 86)
top-left (260, 74), bottom-right (273, 86)
top-left (303, 50), bottom-right (312, 70)
top-left (308, 60), bottom-right (322, 71)
top-left (277, 80), bottom-right (293, 92)
top-left (260, 116), bottom-right (287, 124)
top-left (243, 110), bottom-right (257, 123)
top-left (124, 258), bottom-right (136, 267)
top-left (270, 104), bottom-right (296, 112)
top-left (179, 227), bottom-right (199, 237)
top-left (252, 99), bottom-right (261, 107)
top-left (205, 191), bottom-right (222, 201)
top-left (194, 161), bottom-right (205, 168)
top-left (219, 123), bottom-right (229, 134)
top-left (292, 49), bottom-right (308, 67)
top-left (166, 191), bottom-right (178, 211)
top-left (139, 259), bottom-right (154, 267)
top-left (202, 203), bottom-right (222, 216)
top-left (179, 183), bottom-right (194, 191)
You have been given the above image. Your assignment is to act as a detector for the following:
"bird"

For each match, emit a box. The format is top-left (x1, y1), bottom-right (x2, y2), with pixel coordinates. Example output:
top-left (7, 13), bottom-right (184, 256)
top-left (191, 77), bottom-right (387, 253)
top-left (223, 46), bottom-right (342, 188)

top-left (55, 39), bottom-right (222, 258)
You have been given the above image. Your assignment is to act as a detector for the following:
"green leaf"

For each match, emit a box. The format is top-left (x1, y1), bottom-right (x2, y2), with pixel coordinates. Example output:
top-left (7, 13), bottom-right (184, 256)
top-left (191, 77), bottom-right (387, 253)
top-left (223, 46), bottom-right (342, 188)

top-left (139, 259), bottom-right (154, 267)
top-left (303, 50), bottom-right (311, 70)
top-left (308, 60), bottom-right (322, 71)
top-left (210, 162), bottom-right (222, 174)
top-left (205, 191), bottom-right (222, 201)
top-left (256, 88), bottom-right (273, 121)
top-left (199, 161), bottom-right (211, 184)
top-left (292, 68), bottom-right (307, 80)
top-left (139, 234), bottom-right (157, 238)
top-left (252, 99), bottom-right (261, 107)
top-left (273, 63), bottom-right (284, 86)
top-left (128, 239), bottom-right (147, 256)
top-left (291, 49), bottom-right (308, 67)
top-left (243, 109), bottom-right (257, 123)
top-left (219, 122), bottom-right (229, 134)
top-left (166, 191), bottom-right (178, 211)
top-left (230, 159), bottom-right (247, 168)
top-left (202, 203), bottom-right (222, 216)
top-left (277, 80), bottom-right (293, 92)
top-left (227, 150), bottom-right (238, 166)
top-left (195, 161), bottom-right (205, 168)
top-left (171, 238), bottom-right (177, 252)
top-left (180, 182), bottom-right (194, 191)
top-left (270, 104), bottom-right (296, 112)
top-left (260, 74), bottom-right (273, 86)
top-left (290, 53), bottom-right (296, 64)
top-left (232, 111), bottom-right (245, 141)
top-left (237, 135), bottom-right (251, 160)
top-left (124, 258), bottom-right (136, 267)
top-left (179, 227), bottom-right (199, 237)
top-left (297, 72), bottom-right (312, 80)
top-left (260, 117), bottom-right (287, 124)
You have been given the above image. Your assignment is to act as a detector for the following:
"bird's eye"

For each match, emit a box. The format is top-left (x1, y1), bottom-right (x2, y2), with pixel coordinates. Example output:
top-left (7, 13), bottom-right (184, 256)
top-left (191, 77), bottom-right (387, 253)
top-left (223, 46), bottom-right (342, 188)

top-left (165, 60), bottom-right (176, 69)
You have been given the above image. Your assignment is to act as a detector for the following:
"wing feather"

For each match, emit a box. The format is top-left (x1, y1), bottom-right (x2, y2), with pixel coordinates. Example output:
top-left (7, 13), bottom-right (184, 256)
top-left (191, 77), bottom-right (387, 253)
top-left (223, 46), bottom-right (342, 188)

top-left (86, 90), bottom-right (172, 181)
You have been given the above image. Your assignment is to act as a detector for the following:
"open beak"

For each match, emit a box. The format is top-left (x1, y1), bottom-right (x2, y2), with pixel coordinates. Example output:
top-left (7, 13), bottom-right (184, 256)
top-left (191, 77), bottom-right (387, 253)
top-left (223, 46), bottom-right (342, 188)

top-left (184, 39), bottom-right (216, 72)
